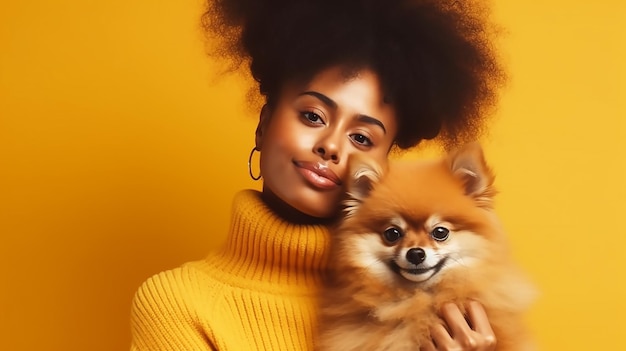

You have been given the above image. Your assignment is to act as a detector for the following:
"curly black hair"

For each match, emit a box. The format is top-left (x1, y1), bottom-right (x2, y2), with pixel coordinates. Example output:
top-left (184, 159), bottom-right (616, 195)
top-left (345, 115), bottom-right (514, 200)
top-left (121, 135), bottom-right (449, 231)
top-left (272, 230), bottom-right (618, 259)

top-left (202, 0), bottom-right (506, 149)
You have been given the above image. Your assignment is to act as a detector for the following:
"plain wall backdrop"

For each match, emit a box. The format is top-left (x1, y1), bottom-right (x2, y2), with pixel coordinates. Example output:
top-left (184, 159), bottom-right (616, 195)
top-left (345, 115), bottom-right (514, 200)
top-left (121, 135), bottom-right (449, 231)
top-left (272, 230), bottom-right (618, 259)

top-left (1, 0), bottom-right (624, 350)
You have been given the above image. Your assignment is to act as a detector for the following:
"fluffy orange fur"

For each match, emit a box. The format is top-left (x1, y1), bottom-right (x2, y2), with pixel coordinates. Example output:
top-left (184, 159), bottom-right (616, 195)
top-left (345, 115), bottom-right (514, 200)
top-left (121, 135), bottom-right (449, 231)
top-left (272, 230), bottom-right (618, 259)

top-left (316, 143), bottom-right (536, 351)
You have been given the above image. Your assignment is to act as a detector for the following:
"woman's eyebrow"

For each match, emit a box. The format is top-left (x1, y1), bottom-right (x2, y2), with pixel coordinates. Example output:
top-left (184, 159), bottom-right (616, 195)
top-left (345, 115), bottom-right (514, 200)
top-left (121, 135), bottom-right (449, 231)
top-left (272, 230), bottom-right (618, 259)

top-left (298, 91), bottom-right (337, 109)
top-left (357, 115), bottom-right (387, 134)
top-left (298, 91), bottom-right (386, 134)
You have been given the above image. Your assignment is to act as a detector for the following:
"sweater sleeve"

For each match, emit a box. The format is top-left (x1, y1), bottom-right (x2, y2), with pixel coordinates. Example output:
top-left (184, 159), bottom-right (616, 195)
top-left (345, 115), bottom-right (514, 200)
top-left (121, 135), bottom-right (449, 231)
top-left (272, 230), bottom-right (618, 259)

top-left (130, 267), bottom-right (217, 351)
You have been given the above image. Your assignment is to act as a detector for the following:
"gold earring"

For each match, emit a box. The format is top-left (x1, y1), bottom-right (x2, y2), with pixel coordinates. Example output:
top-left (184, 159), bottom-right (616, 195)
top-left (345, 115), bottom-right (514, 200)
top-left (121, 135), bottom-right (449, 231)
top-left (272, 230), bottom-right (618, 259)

top-left (248, 147), bottom-right (261, 181)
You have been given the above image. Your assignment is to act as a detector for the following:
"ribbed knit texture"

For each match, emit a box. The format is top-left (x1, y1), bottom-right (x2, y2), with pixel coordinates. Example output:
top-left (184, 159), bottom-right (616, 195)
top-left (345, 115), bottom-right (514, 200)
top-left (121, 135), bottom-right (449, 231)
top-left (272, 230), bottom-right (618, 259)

top-left (130, 190), bottom-right (331, 350)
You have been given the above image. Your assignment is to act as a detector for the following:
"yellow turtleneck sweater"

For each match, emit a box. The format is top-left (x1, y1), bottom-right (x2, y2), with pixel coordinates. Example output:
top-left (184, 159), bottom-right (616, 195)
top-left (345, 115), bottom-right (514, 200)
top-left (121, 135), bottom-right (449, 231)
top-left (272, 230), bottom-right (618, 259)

top-left (130, 190), bottom-right (330, 350)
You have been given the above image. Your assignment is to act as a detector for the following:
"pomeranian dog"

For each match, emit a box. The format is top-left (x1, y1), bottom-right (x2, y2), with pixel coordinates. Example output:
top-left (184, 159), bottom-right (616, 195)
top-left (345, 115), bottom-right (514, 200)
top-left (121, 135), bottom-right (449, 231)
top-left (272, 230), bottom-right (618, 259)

top-left (317, 142), bottom-right (536, 351)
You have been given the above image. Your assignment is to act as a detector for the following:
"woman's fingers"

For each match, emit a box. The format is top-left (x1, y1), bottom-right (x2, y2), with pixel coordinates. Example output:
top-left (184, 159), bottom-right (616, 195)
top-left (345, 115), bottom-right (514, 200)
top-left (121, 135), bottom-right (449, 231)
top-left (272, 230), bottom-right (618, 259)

top-left (430, 302), bottom-right (497, 351)
top-left (466, 301), bottom-right (497, 349)
top-left (429, 322), bottom-right (458, 350)
top-left (419, 338), bottom-right (439, 351)
top-left (441, 303), bottom-right (472, 342)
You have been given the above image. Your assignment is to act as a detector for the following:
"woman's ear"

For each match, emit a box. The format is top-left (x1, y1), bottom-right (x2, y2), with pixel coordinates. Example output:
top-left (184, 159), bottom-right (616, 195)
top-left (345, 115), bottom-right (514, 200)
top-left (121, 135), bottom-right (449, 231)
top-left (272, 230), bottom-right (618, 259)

top-left (255, 104), bottom-right (271, 150)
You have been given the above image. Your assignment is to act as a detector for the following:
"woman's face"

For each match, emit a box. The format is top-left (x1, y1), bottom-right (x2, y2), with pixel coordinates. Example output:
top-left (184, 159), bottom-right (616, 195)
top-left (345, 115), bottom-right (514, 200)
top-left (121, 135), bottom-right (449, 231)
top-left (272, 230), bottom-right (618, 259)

top-left (256, 66), bottom-right (398, 220)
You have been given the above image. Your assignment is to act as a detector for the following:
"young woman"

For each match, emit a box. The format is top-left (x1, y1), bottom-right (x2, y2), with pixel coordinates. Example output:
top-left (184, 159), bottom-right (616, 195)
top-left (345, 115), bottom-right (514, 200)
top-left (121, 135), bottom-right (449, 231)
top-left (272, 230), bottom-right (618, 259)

top-left (130, 0), bottom-right (505, 350)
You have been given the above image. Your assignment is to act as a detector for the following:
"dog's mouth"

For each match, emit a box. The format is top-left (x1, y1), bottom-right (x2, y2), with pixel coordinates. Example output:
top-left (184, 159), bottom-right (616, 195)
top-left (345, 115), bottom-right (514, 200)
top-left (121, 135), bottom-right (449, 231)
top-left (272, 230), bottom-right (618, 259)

top-left (390, 257), bottom-right (448, 283)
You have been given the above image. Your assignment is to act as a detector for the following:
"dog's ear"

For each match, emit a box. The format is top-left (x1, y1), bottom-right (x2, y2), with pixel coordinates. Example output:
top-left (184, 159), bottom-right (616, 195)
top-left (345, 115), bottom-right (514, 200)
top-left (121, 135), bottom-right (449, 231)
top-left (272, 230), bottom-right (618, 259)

top-left (447, 142), bottom-right (496, 208)
top-left (347, 155), bottom-right (383, 200)
top-left (343, 155), bottom-right (384, 217)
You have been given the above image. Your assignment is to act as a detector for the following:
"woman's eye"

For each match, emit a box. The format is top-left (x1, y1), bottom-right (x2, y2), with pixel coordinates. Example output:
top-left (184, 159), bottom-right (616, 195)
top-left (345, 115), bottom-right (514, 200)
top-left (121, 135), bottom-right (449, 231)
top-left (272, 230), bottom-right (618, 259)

top-left (301, 111), bottom-right (324, 124)
top-left (431, 227), bottom-right (450, 241)
top-left (383, 227), bottom-right (403, 244)
top-left (350, 133), bottom-right (373, 146)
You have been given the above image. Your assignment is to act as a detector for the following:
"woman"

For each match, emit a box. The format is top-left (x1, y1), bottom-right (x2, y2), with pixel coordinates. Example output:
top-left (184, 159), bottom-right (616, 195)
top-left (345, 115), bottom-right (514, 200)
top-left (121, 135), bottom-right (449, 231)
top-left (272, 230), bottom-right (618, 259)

top-left (130, 0), bottom-right (505, 349)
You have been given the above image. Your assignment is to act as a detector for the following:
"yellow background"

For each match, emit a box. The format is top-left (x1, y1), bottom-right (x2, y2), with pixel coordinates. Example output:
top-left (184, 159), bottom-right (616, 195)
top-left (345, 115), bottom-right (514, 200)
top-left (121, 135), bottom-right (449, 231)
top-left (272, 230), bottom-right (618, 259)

top-left (1, 0), bottom-right (624, 350)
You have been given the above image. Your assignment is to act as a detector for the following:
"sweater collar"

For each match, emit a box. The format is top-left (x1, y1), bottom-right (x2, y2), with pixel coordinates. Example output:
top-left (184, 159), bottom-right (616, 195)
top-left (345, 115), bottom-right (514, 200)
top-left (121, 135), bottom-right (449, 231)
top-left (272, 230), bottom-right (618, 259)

top-left (211, 190), bottom-right (331, 289)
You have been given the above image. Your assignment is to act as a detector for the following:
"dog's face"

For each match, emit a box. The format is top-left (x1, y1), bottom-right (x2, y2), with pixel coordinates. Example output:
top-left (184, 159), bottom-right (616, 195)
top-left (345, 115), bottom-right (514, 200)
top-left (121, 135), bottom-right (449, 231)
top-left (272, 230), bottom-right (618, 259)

top-left (338, 143), bottom-right (503, 288)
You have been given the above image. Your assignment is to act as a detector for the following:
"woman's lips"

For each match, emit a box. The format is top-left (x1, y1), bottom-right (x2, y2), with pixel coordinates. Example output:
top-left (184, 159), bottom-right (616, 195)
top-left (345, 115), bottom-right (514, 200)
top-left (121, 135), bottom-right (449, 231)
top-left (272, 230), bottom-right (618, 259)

top-left (294, 161), bottom-right (342, 190)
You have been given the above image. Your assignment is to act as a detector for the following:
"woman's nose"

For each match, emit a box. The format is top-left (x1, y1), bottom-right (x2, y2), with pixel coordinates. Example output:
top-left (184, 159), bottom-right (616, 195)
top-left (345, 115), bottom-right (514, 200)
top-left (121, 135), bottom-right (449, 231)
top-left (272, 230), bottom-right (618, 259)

top-left (314, 146), bottom-right (339, 162)
top-left (313, 133), bottom-right (341, 163)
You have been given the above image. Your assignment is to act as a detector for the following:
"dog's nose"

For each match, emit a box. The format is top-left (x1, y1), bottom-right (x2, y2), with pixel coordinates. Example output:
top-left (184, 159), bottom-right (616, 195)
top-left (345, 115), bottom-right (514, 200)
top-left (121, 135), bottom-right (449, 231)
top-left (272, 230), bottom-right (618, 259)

top-left (406, 248), bottom-right (426, 265)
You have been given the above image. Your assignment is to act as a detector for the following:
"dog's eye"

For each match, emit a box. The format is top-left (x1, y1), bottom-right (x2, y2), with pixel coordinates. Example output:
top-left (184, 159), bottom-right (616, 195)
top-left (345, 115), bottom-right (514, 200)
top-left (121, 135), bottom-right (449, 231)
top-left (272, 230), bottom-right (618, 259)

top-left (383, 227), bottom-right (403, 244)
top-left (431, 227), bottom-right (450, 241)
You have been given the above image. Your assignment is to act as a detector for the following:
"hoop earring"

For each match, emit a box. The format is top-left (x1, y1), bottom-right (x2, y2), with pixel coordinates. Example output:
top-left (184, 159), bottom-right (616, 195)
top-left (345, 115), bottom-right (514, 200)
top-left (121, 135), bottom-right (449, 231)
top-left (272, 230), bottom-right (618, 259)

top-left (248, 147), bottom-right (262, 181)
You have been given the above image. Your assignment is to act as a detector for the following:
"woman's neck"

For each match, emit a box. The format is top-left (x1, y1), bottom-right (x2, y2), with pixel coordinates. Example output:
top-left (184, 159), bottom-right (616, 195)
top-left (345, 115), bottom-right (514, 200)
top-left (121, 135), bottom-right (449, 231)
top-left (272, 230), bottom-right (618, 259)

top-left (260, 187), bottom-right (338, 226)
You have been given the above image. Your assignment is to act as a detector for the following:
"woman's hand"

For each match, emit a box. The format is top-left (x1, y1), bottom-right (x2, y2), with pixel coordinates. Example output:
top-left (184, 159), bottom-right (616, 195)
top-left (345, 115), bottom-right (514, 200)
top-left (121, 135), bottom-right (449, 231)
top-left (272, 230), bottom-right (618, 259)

top-left (421, 301), bottom-right (496, 351)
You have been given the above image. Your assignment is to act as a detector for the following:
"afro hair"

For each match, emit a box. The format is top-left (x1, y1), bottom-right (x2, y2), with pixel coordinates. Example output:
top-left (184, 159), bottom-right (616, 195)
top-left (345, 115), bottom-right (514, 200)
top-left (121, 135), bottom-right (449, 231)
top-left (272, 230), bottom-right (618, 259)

top-left (202, 0), bottom-right (506, 149)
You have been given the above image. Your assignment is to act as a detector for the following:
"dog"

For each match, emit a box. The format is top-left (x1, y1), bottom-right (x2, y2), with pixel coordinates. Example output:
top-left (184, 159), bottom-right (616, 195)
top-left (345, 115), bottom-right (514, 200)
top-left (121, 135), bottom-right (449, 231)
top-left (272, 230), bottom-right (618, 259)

top-left (317, 142), bottom-right (536, 351)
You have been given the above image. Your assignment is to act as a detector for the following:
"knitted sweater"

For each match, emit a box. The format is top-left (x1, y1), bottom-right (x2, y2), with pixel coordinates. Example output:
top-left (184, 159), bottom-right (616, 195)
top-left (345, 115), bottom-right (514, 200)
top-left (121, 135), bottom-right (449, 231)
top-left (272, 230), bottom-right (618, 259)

top-left (130, 190), bottom-right (331, 350)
